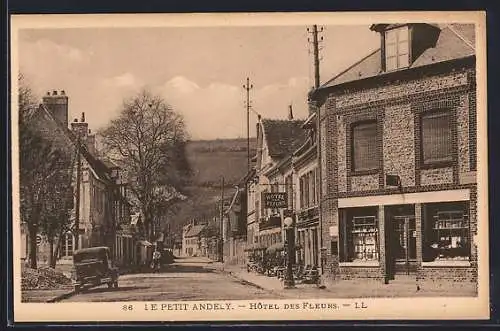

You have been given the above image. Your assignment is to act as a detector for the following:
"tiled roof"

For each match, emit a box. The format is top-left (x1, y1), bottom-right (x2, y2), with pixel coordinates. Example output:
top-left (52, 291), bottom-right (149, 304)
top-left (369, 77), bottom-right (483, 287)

top-left (184, 224), bottom-right (206, 238)
top-left (261, 119), bottom-right (307, 159)
top-left (321, 24), bottom-right (475, 89)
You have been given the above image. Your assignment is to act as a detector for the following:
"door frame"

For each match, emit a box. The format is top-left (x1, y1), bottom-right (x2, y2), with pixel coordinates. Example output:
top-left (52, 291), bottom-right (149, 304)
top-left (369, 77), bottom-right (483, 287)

top-left (384, 205), bottom-right (417, 283)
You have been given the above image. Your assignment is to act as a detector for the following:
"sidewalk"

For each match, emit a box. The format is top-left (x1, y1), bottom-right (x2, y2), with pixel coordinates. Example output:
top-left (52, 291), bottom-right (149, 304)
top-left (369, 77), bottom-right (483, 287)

top-left (206, 263), bottom-right (478, 298)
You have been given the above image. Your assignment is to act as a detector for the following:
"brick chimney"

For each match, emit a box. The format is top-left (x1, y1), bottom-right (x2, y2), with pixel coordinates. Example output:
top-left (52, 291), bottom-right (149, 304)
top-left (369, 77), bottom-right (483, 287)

top-left (87, 129), bottom-right (96, 154)
top-left (42, 90), bottom-right (69, 127)
top-left (71, 112), bottom-right (89, 142)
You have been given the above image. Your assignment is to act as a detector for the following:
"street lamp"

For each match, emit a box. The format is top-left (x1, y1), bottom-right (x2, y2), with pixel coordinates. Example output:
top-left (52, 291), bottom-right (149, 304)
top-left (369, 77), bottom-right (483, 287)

top-left (283, 216), bottom-right (295, 289)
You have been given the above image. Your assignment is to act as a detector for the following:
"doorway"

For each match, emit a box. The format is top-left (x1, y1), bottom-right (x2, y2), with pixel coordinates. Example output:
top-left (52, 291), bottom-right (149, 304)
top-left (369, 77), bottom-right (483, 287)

top-left (385, 205), bottom-right (417, 282)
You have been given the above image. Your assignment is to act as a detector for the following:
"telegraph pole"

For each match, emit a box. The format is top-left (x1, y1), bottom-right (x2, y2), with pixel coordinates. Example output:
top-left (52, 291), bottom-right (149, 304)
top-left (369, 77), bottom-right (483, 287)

top-left (307, 24), bottom-right (324, 274)
top-left (243, 78), bottom-right (253, 172)
top-left (219, 176), bottom-right (225, 262)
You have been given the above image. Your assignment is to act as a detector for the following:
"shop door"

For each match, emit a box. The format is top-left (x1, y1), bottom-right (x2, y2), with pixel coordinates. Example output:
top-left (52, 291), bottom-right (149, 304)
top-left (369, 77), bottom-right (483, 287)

top-left (392, 216), bottom-right (417, 276)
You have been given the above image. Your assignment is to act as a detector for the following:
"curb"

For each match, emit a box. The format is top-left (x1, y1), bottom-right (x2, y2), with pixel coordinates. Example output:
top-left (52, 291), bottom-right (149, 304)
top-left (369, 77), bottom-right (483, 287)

top-left (46, 289), bottom-right (76, 303)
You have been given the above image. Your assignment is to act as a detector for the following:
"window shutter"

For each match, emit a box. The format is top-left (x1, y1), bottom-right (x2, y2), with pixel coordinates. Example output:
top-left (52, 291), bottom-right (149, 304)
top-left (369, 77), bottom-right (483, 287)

top-left (352, 121), bottom-right (378, 171)
top-left (422, 112), bottom-right (452, 163)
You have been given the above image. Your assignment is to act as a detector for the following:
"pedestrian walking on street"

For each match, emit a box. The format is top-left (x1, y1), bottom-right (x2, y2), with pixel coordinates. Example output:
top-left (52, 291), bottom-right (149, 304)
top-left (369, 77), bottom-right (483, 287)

top-left (152, 247), bottom-right (162, 273)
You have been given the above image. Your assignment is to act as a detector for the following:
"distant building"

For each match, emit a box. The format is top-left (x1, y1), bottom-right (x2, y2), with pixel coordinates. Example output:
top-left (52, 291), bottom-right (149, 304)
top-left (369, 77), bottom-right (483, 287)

top-left (182, 221), bottom-right (207, 257)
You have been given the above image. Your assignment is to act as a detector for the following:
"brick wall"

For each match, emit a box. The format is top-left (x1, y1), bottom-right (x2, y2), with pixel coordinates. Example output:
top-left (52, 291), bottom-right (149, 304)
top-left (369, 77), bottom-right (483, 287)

top-left (319, 66), bottom-right (477, 282)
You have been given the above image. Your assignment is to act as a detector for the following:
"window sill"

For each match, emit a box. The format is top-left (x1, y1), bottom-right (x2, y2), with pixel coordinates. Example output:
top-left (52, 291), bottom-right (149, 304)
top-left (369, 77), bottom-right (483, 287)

top-left (339, 261), bottom-right (380, 267)
top-left (350, 169), bottom-right (379, 177)
top-left (421, 260), bottom-right (471, 267)
top-left (419, 160), bottom-right (453, 170)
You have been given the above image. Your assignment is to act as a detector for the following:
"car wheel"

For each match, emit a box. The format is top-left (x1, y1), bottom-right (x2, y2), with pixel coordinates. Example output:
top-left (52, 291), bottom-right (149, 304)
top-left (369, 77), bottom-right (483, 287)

top-left (113, 281), bottom-right (119, 288)
top-left (107, 282), bottom-right (113, 289)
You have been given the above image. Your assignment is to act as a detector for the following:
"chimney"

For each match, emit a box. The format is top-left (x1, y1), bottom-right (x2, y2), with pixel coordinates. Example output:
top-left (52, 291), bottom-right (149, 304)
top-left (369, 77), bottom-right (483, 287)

top-left (70, 112), bottom-right (89, 142)
top-left (288, 104), bottom-right (294, 120)
top-left (42, 90), bottom-right (69, 127)
top-left (87, 129), bottom-right (96, 155)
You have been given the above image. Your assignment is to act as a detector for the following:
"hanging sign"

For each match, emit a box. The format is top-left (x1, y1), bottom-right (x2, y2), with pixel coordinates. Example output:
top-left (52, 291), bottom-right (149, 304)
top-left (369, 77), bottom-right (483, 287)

top-left (262, 192), bottom-right (288, 209)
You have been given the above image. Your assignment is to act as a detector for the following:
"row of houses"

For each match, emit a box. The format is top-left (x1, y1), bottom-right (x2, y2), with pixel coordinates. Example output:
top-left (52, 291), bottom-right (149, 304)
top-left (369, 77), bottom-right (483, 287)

top-left (222, 23), bottom-right (478, 283)
top-left (20, 90), bottom-right (160, 268)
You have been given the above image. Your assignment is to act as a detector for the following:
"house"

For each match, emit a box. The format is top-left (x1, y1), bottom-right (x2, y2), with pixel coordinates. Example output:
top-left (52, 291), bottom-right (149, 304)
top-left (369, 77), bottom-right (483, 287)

top-left (243, 113), bottom-right (307, 261)
top-left (182, 221), bottom-right (207, 257)
top-left (20, 90), bottom-right (129, 265)
top-left (310, 23), bottom-right (477, 283)
top-left (222, 177), bottom-right (248, 266)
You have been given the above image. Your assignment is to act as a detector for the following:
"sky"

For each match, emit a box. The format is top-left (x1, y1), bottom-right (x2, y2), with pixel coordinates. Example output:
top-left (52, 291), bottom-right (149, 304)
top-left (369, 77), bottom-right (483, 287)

top-left (18, 25), bottom-right (379, 140)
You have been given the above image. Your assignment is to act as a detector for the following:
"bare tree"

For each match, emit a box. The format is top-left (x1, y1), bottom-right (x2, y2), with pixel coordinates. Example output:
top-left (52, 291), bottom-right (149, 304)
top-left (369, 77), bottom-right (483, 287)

top-left (99, 89), bottom-right (191, 241)
top-left (19, 74), bottom-right (74, 269)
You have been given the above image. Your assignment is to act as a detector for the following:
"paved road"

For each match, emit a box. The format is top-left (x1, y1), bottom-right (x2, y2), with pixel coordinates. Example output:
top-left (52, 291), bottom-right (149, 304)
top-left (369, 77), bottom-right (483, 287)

top-left (64, 258), bottom-right (283, 302)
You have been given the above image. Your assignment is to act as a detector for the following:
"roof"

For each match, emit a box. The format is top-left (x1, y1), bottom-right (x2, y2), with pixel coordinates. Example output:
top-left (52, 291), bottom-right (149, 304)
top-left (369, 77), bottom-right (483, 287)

top-left (261, 119), bottom-right (308, 159)
top-left (184, 224), bottom-right (206, 237)
top-left (37, 104), bottom-right (113, 182)
top-left (131, 214), bottom-right (142, 226)
top-left (225, 187), bottom-right (241, 214)
top-left (321, 24), bottom-right (475, 90)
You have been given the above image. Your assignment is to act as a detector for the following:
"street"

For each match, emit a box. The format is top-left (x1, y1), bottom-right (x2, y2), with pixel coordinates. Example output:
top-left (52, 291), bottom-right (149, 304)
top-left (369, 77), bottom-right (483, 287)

top-left (63, 258), bottom-right (282, 302)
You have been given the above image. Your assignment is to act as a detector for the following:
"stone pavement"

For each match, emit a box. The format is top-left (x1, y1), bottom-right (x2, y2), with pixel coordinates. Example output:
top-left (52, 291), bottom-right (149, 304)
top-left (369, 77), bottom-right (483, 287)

top-left (205, 262), bottom-right (478, 298)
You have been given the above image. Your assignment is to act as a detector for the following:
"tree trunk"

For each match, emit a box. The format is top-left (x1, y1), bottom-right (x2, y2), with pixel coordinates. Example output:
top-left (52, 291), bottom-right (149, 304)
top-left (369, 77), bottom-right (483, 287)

top-left (28, 224), bottom-right (38, 269)
top-left (48, 238), bottom-right (55, 268)
top-left (51, 235), bottom-right (62, 268)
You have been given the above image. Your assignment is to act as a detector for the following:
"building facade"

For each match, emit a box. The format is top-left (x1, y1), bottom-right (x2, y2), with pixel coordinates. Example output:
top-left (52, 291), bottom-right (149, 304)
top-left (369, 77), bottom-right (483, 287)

top-left (21, 91), bottom-right (128, 265)
top-left (312, 23), bottom-right (477, 283)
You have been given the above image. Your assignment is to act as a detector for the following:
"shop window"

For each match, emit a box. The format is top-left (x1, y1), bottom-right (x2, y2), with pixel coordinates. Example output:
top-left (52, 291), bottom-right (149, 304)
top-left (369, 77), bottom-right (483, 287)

top-left (385, 25), bottom-right (410, 71)
top-left (421, 111), bottom-right (453, 166)
top-left (351, 121), bottom-right (379, 172)
top-left (422, 202), bottom-right (470, 262)
top-left (339, 207), bottom-right (379, 262)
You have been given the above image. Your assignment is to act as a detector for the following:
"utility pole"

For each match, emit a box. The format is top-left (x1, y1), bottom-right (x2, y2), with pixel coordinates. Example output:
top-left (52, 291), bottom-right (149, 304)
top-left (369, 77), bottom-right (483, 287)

top-left (308, 24), bottom-right (324, 274)
top-left (74, 134), bottom-right (82, 251)
top-left (243, 78), bottom-right (253, 172)
top-left (219, 176), bottom-right (225, 262)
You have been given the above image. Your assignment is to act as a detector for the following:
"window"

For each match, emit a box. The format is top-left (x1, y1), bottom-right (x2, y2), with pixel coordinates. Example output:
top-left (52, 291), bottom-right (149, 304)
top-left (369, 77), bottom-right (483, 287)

top-left (351, 121), bottom-right (379, 172)
top-left (385, 26), bottom-right (409, 71)
top-left (339, 207), bottom-right (379, 263)
top-left (299, 169), bottom-right (318, 210)
top-left (421, 111), bottom-right (453, 165)
top-left (422, 202), bottom-right (470, 262)
top-left (61, 232), bottom-right (74, 257)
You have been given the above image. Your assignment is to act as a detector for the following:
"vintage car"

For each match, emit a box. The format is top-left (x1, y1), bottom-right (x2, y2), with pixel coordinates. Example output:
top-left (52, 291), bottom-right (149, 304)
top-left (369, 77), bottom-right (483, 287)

top-left (71, 246), bottom-right (119, 292)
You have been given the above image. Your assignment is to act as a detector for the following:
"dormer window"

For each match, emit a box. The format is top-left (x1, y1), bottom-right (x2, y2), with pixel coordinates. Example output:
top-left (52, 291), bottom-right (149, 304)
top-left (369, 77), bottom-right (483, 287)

top-left (385, 25), bottom-right (410, 71)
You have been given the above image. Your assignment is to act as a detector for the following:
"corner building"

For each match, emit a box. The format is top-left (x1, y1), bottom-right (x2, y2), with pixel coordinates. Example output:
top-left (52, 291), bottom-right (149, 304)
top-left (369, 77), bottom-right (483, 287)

top-left (313, 23), bottom-right (478, 283)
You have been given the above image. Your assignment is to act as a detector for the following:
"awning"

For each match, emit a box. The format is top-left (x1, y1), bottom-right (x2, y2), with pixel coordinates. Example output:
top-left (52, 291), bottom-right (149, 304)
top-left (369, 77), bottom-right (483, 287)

top-left (266, 242), bottom-right (284, 253)
top-left (244, 243), bottom-right (267, 252)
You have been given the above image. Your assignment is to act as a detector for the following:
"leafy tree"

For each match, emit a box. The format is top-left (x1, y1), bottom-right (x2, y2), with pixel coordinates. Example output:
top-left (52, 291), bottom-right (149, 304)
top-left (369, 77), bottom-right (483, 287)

top-left (19, 74), bottom-right (74, 268)
top-left (99, 89), bottom-right (191, 241)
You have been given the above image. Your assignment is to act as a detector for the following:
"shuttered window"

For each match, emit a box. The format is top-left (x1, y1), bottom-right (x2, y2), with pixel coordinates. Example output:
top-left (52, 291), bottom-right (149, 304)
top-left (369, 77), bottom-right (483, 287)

top-left (421, 111), bottom-right (453, 164)
top-left (385, 26), bottom-right (410, 71)
top-left (352, 121), bottom-right (379, 172)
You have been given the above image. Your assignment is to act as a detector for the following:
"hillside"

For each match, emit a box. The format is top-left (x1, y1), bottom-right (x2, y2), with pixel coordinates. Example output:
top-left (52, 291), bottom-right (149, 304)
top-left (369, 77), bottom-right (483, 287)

top-left (167, 138), bottom-right (256, 234)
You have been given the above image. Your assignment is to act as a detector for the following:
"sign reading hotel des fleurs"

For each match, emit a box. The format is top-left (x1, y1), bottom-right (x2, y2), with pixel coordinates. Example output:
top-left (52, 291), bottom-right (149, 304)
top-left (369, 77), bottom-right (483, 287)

top-left (262, 192), bottom-right (288, 209)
